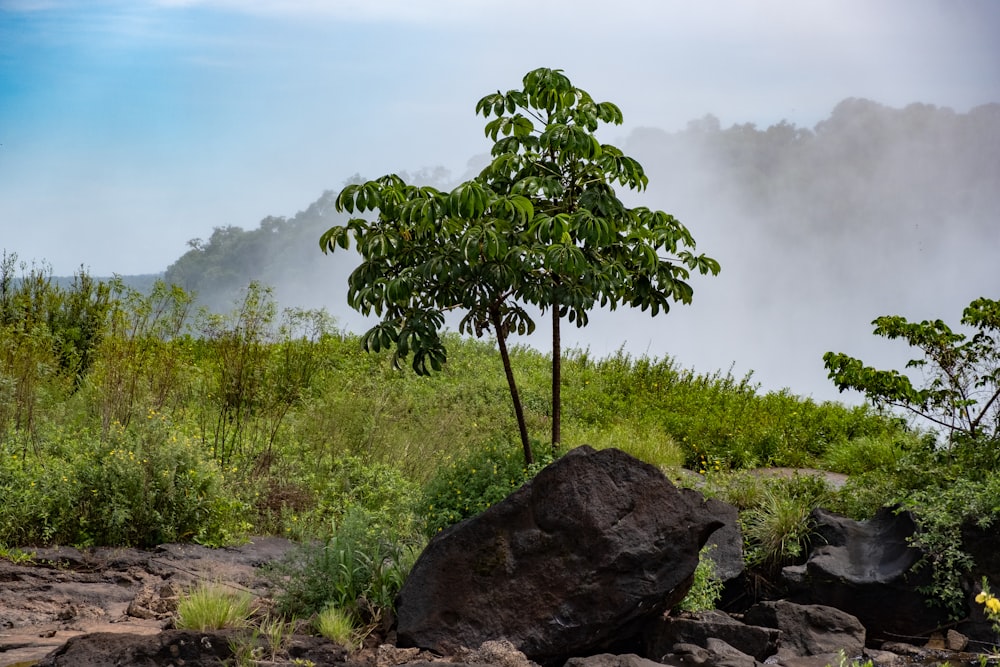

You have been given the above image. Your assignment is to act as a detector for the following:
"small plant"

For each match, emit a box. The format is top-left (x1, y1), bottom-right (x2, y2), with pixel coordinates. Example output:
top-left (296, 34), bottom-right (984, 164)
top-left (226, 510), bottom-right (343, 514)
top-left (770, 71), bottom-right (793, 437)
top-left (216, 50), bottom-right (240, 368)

top-left (258, 615), bottom-right (294, 661)
top-left (977, 577), bottom-right (1000, 636)
top-left (175, 582), bottom-right (255, 631)
top-left (828, 648), bottom-right (874, 667)
top-left (315, 605), bottom-right (358, 648)
top-left (268, 507), bottom-right (422, 619)
top-left (420, 439), bottom-right (555, 534)
top-left (0, 543), bottom-right (34, 564)
top-left (741, 479), bottom-right (827, 570)
top-left (677, 545), bottom-right (725, 612)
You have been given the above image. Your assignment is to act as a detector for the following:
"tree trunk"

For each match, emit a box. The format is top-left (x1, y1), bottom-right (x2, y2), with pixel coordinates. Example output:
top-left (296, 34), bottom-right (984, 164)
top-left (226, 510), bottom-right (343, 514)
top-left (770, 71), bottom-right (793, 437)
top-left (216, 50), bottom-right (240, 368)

top-left (491, 304), bottom-right (533, 465)
top-left (551, 301), bottom-right (561, 454)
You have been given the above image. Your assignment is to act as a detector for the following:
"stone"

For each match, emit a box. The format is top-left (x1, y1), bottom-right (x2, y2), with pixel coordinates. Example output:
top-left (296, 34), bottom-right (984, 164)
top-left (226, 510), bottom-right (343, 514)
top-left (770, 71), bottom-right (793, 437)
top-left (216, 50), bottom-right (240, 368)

top-left (395, 446), bottom-right (725, 664)
top-left (743, 600), bottom-right (864, 658)
top-left (702, 497), bottom-right (745, 584)
top-left (36, 629), bottom-right (237, 666)
top-left (782, 506), bottom-right (945, 643)
top-left (644, 610), bottom-right (779, 661)
top-left (659, 639), bottom-right (764, 667)
top-left (563, 653), bottom-right (663, 667)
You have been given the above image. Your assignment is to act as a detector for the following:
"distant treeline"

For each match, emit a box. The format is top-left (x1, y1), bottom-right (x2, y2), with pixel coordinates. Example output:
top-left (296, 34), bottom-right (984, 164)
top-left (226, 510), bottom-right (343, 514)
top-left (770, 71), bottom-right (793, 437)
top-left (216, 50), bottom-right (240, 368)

top-left (162, 98), bottom-right (1000, 315)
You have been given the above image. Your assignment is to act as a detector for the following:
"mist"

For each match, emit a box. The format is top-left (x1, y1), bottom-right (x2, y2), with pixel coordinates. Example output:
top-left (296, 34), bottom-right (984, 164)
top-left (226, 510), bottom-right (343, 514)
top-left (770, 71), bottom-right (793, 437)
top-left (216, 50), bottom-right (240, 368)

top-left (166, 98), bottom-right (1000, 405)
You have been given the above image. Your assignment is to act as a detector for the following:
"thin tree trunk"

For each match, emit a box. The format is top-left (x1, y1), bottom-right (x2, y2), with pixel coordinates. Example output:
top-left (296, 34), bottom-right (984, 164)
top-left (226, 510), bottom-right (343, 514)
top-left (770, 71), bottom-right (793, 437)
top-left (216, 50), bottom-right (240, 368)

top-left (490, 304), bottom-right (532, 465)
top-left (551, 301), bottom-right (561, 454)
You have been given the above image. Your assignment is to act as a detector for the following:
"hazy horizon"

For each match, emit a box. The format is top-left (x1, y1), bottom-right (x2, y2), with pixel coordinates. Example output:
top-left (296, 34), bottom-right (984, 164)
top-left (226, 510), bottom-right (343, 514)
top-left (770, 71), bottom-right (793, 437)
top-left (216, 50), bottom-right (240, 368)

top-left (2, 0), bottom-right (998, 406)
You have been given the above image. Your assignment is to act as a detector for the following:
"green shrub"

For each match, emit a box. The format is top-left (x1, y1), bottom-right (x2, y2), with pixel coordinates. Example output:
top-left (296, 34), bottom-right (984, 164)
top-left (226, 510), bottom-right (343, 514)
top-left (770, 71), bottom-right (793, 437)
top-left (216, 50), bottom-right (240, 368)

top-left (820, 434), bottom-right (911, 475)
top-left (308, 455), bottom-right (420, 536)
top-left (419, 439), bottom-right (555, 535)
top-left (677, 545), bottom-right (725, 612)
top-left (175, 582), bottom-right (256, 630)
top-left (0, 419), bottom-right (246, 547)
top-left (901, 474), bottom-right (1000, 620)
top-left (739, 475), bottom-right (831, 570)
top-left (267, 507), bottom-right (423, 619)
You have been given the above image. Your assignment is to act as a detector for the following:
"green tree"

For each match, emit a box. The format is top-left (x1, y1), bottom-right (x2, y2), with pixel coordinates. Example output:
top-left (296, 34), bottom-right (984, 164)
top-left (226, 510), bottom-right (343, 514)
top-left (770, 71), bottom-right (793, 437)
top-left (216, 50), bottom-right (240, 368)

top-left (321, 67), bottom-right (720, 464)
top-left (823, 297), bottom-right (1000, 450)
top-left (474, 67), bottom-right (720, 449)
top-left (322, 175), bottom-right (538, 463)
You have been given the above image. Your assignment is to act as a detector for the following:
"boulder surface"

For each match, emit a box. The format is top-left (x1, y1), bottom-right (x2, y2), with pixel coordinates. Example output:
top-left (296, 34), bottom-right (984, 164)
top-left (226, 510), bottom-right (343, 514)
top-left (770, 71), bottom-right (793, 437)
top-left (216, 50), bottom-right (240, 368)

top-left (396, 446), bottom-right (726, 664)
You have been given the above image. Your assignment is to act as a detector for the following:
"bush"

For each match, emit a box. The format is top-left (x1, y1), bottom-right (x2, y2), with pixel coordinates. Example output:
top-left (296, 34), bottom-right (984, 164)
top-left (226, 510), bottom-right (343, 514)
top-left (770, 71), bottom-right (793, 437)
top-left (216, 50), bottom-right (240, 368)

top-left (419, 439), bottom-right (556, 535)
top-left (175, 583), bottom-right (256, 630)
top-left (677, 545), bottom-right (725, 612)
top-left (0, 419), bottom-right (246, 547)
top-left (267, 507), bottom-right (423, 620)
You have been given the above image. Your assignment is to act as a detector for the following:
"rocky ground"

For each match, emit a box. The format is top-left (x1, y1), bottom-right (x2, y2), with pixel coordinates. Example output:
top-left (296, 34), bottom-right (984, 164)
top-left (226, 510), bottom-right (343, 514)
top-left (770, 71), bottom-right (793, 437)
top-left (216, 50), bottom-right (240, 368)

top-left (0, 536), bottom-right (312, 666)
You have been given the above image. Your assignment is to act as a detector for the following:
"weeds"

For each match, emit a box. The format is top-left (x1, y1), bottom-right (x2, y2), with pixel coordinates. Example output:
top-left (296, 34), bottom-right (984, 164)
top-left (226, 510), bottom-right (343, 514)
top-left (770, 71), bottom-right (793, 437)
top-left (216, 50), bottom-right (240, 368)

top-left (175, 582), bottom-right (255, 631)
top-left (677, 545), bottom-right (725, 612)
top-left (315, 605), bottom-right (359, 648)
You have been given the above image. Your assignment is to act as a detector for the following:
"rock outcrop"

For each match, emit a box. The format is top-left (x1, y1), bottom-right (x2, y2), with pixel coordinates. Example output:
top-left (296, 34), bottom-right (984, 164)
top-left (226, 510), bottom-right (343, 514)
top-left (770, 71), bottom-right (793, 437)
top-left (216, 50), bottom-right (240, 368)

top-left (782, 507), bottom-right (944, 643)
top-left (395, 446), bottom-right (726, 664)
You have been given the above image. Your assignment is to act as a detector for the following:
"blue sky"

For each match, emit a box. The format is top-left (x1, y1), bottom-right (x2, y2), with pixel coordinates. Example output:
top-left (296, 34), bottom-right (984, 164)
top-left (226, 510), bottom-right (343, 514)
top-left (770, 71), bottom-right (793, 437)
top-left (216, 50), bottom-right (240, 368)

top-left (1, 0), bottom-right (999, 401)
top-left (3, 0), bottom-right (998, 276)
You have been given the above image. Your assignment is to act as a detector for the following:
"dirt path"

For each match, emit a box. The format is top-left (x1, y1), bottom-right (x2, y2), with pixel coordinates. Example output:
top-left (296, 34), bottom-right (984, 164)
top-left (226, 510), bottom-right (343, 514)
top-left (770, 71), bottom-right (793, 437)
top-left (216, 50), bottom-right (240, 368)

top-left (0, 537), bottom-right (298, 667)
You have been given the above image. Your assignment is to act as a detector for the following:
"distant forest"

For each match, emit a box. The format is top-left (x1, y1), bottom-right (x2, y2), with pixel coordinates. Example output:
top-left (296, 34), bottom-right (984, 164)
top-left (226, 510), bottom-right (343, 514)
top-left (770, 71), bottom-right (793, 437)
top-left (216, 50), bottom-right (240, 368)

top-left (160, 98), bottom-right (1000, 316)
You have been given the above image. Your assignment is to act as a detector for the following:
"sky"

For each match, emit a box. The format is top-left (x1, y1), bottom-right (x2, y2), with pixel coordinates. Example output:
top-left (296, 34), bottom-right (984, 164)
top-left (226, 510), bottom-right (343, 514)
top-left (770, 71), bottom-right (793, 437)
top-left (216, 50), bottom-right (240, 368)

top-left (1, 0), bottom-right (999, 403)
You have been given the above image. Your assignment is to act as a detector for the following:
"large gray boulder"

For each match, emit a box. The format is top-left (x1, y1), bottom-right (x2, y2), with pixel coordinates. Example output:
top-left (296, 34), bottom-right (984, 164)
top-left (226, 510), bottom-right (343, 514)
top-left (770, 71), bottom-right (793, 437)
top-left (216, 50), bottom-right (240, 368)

top-left (395, 446), bottom-right (726, 664)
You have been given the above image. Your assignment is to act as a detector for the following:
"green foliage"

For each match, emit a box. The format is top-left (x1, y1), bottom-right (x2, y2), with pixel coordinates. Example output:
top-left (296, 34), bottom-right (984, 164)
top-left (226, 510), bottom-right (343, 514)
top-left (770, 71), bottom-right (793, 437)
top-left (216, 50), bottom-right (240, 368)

top-left (314, 605), bottom-right (360, 648)
top-left (267, 508), bottom-right (423, 620)
top-left (901, 475), bottom-right (1000, 620)
top-left (735, 475), bottom-right (831, 570)
top-left (175, 582), bottom-right (256, 630)
top-left (0, 419), bottom-right (244, 547)
top-left (677, 545), bottom-right (725, 613)
top-left (322, 67), bottom-right (720, 461)
top-left (419, 439), bottom-right (556, 535)
top-left (824, 297), bottom-right (1000, 448)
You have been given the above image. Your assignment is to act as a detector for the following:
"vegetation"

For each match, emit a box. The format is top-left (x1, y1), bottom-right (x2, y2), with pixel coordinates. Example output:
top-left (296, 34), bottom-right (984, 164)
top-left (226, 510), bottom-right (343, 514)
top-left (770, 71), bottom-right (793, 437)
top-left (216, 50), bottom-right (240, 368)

top-left (2, 250), bottom-right (998, 627)
top-left (175, 582), bottom-right (256, 631)
top-left (323, 68), bottom-right (718, 464)
top-left (825, 297), bottom-right (1000, 451)
top-left (825, 298), bottom-right (1000, 617)
top-left (677, 545), bottom-right (725, 613)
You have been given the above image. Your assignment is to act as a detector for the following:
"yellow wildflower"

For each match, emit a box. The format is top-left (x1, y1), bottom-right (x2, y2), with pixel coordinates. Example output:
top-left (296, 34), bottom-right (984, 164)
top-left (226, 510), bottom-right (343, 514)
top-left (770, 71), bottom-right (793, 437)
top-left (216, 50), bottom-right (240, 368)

top-left (988, 597), bottom-right (1000, 615)
top-left (977, 592), bottom-right (989, 604)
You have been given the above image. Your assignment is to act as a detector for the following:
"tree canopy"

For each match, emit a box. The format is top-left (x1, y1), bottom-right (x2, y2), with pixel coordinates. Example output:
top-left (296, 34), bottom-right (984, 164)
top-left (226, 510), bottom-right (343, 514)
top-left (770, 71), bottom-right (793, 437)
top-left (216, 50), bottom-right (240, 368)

top-left (321, 67), bottom-right (719, 463)
top-left (824, 297), bottom-right (1000, 451)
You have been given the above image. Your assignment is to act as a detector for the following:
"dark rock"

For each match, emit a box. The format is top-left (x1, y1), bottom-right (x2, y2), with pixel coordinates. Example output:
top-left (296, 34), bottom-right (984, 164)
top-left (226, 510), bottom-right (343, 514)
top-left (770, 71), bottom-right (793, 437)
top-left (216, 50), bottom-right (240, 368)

top-left (702, 498), bottom-right (745, 583)
top-left (644, 610), bottom-right (779, 661)
top-left (36, 629), bottom-right (237, 666)
top-left (395, 446), bottom-right (725, 664)
top-left (743, 600), bottom-right (864, 657)
top-left (563, 653), bottom-right (663, 667)
top-left (783, 507), bottom-right (945, 643)
top-left (659, 639), bottom-right (764, 667)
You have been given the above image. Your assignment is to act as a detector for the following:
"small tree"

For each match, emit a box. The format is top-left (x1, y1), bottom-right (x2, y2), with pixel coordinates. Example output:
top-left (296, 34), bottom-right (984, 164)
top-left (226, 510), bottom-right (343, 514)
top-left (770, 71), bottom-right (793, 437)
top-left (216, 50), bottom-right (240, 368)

top-left (321, 67), bottom-right (720, 464)
top-left (475, 68), bottom-right (720, 449)
top-left (322, 176), bottom-right (538, 463)
top-left (823, 297), bottom-right (1000, 449)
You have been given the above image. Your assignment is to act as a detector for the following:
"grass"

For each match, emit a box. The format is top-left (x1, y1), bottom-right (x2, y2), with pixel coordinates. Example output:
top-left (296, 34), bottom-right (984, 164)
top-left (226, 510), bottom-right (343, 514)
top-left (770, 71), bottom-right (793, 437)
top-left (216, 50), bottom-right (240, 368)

top-left (174, 583), bottom-right (256, 631)
top-left (314, 605), bottom-right (359, 648)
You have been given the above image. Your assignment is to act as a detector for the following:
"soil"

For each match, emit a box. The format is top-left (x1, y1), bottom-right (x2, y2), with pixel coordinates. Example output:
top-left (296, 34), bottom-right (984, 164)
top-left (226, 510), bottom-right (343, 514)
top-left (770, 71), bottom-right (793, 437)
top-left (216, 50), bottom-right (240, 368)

top-left (0, 537), bottom-right (302, 666)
